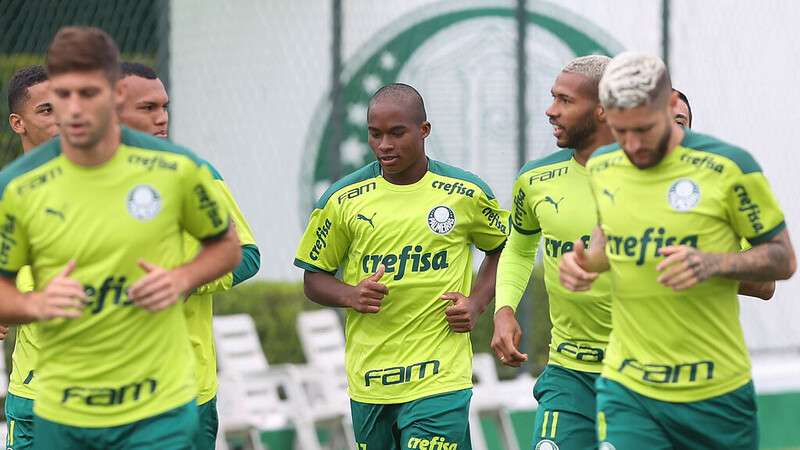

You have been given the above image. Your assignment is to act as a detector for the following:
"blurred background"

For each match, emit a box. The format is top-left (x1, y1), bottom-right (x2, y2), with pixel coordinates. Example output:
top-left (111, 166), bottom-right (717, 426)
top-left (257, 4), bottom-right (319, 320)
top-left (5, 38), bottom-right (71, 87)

top-left (1, 0), bottom-right (799, 449)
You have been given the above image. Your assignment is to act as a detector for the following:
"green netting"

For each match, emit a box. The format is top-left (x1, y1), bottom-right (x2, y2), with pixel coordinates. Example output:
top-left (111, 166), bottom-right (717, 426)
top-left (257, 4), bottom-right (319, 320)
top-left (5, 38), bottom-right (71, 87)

top-left (0, 0), bottom-right (165, 167)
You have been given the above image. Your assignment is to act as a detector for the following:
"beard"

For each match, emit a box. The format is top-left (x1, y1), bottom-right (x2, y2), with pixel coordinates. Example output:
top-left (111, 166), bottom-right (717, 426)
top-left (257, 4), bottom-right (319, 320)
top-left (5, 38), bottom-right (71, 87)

top-left (559, 112), bottom-right (598, 150)
top-left (627, 120), bottom-right (673, 169)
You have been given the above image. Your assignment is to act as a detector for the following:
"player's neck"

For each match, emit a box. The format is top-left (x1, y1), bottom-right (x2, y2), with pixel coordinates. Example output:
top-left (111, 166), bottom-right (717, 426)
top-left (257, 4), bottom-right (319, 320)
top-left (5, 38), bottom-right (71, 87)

top-left (573, 129), bottom-right (614, 166)
top-left (61, 122), bottom-right (121, 167)
top-left (665, 124), bottom-right (685, 157)
top-left (21, 139), bottom-right (35, 153)
top-left (382, 155), bottom-right (428, 185)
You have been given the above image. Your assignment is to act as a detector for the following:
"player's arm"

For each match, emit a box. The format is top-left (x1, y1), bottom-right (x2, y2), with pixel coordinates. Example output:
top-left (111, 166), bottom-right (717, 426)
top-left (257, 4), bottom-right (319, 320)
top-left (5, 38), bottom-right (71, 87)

top-left (491, 228), bottom-right (536, 366)
top-left (657, 229), bottom-right (795, 290)
top-left (0, 264), bottom-right (85, 324)
top-left (736, 240), bottom-right (775, 300)
top-left (294, 191), bottom-right (387, 313)
top-left (129, 162), bottom-right (241, 311)
top-left (738, 280), bottom-right (775, 300)
top-left (193, 173), bottom-right (260, 295)
top-left (491, 178), bottom-right (538, 366)
top-left (658, 161), bottom-right (795, 291)
top-left (442, 187), bottom-right (509, 333)
top-left (559, 224), bottom-right (609, 291)
top-left (303, 266), bottom-right (388, 313)
top-left (0, 193), bottom-right (85, 322)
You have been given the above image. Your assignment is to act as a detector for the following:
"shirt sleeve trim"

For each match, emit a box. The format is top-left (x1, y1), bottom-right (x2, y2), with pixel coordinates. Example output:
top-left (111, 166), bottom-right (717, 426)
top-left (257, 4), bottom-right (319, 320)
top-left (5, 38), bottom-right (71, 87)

top-left (747, 221), bottom-right (786, 246)
top-left (293, 258), bottom-right (336, 275)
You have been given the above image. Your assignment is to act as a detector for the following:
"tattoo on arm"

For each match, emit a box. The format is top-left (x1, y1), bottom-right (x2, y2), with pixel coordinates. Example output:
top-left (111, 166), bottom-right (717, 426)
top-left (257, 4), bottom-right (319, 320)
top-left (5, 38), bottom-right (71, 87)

top-left (715, 230), bottom-right (796, 281)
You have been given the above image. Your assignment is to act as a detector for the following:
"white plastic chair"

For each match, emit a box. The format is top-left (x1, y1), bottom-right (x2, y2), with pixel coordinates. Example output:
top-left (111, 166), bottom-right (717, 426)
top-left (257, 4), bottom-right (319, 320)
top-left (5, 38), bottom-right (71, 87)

top-left (471, 353), bottom-right (537, 450)
top-left (295, 309), bottom-right (356, 448)
top-left (214, 314), bottom-right (321, 450)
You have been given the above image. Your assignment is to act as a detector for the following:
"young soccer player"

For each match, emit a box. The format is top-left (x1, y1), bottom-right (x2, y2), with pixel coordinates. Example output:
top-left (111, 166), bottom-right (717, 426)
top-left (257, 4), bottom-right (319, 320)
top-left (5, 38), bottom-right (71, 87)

top-left (672, 88), bottom-right (692, 129)
top-left (4, 64), bottom-right (59, 450)
top-left (560, 52), bottom-right (795, 450)
top-left (492, 55), bottom-right (614, 450)
top-left (118, 61), bottom-right (260, 450)
top-left (295, 83), bottom-right (509, 449)
top-left (0, 27), bottom-right (241, 449)
top-left (671, 87), bottom-right (775, 300)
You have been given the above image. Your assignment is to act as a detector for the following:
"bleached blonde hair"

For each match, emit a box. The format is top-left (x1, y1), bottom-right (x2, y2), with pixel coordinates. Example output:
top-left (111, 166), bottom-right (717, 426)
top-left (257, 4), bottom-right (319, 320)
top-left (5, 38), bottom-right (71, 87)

top-left (599, 52), bottom-right (670, 109)
top-left (562, 55), bottom-right (611, 89)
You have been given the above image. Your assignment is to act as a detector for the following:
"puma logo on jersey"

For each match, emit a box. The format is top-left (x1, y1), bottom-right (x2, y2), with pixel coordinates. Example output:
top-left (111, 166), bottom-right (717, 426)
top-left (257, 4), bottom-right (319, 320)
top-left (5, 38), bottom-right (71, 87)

top-left (543, 196), bottom-right (564, 213)
top-left (45, 208), bottom-right (65, 221)
top-left (356, 212), bottom-right (376, 228)
top-left (602, 188), bottom-right (618, 204)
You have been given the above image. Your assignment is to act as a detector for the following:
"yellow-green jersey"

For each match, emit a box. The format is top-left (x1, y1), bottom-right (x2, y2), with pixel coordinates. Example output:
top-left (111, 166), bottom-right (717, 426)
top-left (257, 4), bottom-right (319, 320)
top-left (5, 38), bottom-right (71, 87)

top-left (183, 164), bottom-right (259, 405)
top-left (294, 159), bottom-right (509, 404)
top-left (587, 129), bottom-right (786, 402)
top-left (0, 127), bottom-right (230, 427)
top-left (6, 163), bottom-right (260, 410)
top-left (8, 266), bottom-right (36, 399)
top-left (504, 149), bottom-right (612, 372)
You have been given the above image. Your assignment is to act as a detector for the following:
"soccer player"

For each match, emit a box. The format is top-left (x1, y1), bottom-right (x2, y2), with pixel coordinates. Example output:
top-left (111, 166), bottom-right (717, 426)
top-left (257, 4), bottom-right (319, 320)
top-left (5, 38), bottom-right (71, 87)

top-left (671, 88), bottom-right (775, 300)
top-left (559, 52), bottom-right (796, 450)
top-left (672, 88), bottom-right (692, 128)
top-left (492, 55), bottom-right (613, 449)
top-left (294, 83), bottom-right (509, 449)
top-left (7, 65), bottom-right (57, 153)
top-left (0, 26), bottom-right (241, 450)
top-left (118, 61), bottom-right (261, 450)
top-left (5, 64), bottom-right (59, 450)
top-left (118, 62), bottom-right (169, 138)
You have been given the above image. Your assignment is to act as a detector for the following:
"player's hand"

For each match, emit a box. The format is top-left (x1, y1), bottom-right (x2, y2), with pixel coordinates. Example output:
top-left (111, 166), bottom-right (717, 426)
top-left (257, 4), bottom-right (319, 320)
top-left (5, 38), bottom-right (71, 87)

top-left (440, 292), bottom-right (481, 333)
top-left (657, 245), bottom-right (718, 290)
top-left (0, 325), bottom-right (8, 340)
top-left (128, 260), bottom-right (188, 312)
top-left (490, 307), bottom-right (528, 367)
top-left (559, 239), bottom-right (599, 291)
top-left (346, 265), bottom-right (388, 314)
top-left (28, 260), bottom-right (86, 321)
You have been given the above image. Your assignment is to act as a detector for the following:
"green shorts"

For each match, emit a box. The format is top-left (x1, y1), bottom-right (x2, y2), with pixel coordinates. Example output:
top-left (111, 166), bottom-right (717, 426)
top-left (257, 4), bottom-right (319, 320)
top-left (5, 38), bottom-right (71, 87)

top-left (5, 393), bottom-right (35, 450)
top-left (194, 396), bottom-right (219, 450)
top-left (33, 400), bottom-right (198, 450)
top-left (351, 388), bottom-right (472, 450)
top-left (532, 365), bottom-right (599, 450)
top-left (596, 377), bottom-right (758, 450)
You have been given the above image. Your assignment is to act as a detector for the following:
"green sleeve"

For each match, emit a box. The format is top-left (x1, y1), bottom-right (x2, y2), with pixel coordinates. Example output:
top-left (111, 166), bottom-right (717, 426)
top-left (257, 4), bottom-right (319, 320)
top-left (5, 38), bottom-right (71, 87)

top-left (495, 227), bottom-right (541, 313)
top-left (233, 244), bottom-right (260, 285)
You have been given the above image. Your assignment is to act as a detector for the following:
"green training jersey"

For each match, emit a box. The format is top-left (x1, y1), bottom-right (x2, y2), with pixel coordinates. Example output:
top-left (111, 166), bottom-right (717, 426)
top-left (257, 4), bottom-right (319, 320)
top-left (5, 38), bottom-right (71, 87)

top-left (8, 266), bottom-right (36, 399)
top-left (294, 159), bottom-right (509, 404)
top-left (511, 149), bottom-right (612, 372)
top-left (0, 127), bottom-right (230, 427)
top-left (183, 174), bottom-right (257, 405)
top-left (587, 129), bottom-right (786, 402)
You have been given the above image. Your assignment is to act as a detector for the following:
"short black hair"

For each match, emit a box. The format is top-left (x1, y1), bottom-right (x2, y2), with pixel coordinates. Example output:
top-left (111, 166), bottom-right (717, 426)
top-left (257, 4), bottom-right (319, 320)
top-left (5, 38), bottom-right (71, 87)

top-left (7, 65), bottom-right (48, 114)
top-left (120, 61), bottom-right (158, 80)
top-left (368, 83), bottom-right (427, 124)
top-left (673, 88), bottom-right (692, 128)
